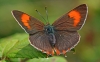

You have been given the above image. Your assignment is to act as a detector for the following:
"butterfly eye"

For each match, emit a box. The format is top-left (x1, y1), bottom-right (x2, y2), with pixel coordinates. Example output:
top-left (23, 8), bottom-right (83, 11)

top-left (47, 28), bottom-right (51, 32)
top-left (45, 27), bottom-right (52, 33)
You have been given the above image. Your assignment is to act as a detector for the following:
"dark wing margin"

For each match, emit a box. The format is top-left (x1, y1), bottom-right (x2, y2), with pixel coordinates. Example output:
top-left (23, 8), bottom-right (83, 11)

top-left (54, 31), bottom-right (80, 55)
top-left (11, 10), bottom-right (45, 34)
top-left (52, 4), bottom-right (88, 31)
top-left (29, 31), bottom-right (54, 55)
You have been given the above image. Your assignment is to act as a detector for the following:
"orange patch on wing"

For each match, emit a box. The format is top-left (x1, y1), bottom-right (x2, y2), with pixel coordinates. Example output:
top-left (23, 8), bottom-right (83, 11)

top-left (62, 50), bottom-right (66, 55)
top-left (68, 10), bottom-right (81, 27)
top-left (21, 14), bottom-right (31, 29)
top-left (55, 48), bottom-right (60, 55)
top-left (46, 50), bottom-right (54, 56)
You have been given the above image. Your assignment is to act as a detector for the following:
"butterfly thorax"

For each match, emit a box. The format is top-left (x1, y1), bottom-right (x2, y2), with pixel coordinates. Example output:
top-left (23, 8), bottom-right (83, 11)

top-left (44, 25), bottom-right (56, 47)
top-left (44, 25), bottom-right (54, 34)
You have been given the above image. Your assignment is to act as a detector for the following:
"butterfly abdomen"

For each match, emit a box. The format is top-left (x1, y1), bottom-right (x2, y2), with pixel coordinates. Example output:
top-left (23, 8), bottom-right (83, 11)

top-left (44, 25), bottom-right (56, 47)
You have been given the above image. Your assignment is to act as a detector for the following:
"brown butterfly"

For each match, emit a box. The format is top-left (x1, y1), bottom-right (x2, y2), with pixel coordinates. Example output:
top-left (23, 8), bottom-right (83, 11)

top-left (11, 4), bottom-right (88, 56)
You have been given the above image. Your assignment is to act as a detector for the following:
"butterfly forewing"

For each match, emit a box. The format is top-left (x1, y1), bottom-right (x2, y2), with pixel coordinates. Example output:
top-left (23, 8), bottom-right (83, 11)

top-left (12, 10), bottom-right (45, 34)
top-left (52, 4), bottom-right (88, 31)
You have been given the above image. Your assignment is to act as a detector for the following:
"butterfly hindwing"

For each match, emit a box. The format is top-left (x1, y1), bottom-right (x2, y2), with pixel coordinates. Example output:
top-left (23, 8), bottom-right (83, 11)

top-left (54, 31), bottom-right (80, 55)
top-left (29, 31), bottom-right (54, 55)
top-left (12, 10), bottom-right (45, 34)
top-left (52, 4), bottom-right (88, 31)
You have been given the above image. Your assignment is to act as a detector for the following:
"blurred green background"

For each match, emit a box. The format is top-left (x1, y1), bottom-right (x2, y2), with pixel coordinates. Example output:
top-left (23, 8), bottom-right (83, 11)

top-left (0, 0), bottom-right (100, 62)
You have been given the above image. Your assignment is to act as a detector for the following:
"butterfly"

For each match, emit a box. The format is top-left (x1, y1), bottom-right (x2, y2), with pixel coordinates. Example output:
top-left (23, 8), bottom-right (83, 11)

top-left (11, 4), bottom-right (88, 56)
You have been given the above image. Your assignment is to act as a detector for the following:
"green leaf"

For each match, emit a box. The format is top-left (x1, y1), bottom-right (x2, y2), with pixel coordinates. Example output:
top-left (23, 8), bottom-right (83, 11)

top-left (0, 33), bottom-right (47, 59)
top-left (26, 56), bottom-right (67, 62)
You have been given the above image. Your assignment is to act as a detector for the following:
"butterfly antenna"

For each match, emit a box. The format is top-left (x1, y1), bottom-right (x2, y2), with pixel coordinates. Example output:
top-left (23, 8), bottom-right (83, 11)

top-left (45, 6), bottom-right (49, 24)
top-left (35, 9), bottom-right (47, 24)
